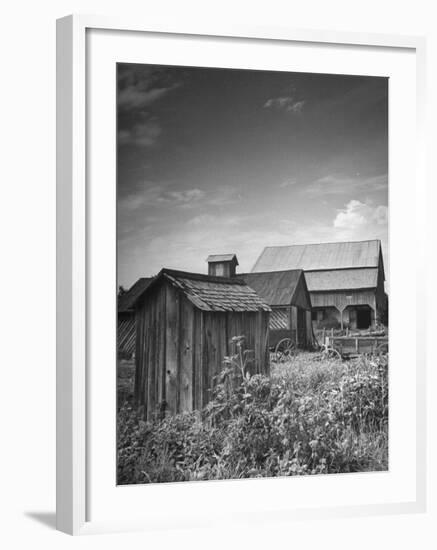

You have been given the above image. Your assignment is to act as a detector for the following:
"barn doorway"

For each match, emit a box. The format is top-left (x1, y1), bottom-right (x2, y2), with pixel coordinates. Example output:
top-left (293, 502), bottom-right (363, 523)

top-left (356, 307), bottom-right (371, 329)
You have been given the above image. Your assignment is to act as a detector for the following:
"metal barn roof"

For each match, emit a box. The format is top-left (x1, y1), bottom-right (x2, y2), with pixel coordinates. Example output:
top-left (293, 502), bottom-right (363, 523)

top-left (137, 268), bottom-right (270, 312)
top-left (241, 270), bottom-right (304, 306)
top-left (252, 240), bottom-right (381, 273)
top-left (305, 268), bottom-right (378, 292)
top-left (118, 277), bottom-right (154, 313)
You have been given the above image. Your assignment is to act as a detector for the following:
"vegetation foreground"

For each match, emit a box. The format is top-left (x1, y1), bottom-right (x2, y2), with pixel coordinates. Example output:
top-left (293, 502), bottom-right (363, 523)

top-left (117, 344), bottom-right (388, 484)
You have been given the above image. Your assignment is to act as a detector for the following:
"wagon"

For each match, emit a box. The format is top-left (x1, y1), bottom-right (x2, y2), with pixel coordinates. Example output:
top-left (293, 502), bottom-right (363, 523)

top-left (269, 327), bottom-right (298, 361)
top-left (321, 334), bottom-right (388, 360)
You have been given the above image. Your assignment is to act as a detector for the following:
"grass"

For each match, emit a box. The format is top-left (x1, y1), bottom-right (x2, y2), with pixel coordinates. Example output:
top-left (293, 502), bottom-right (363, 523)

top-left (117, 359), bottom-right (135, 406)
top-left (117, 350), bottom-right (388, 484)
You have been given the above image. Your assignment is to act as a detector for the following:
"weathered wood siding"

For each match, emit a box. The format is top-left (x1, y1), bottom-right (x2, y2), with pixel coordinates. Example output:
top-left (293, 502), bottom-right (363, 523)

top-left (135, 281), bottom-right (270, 419)
top-left (310, 289), bottom-right (377, 311)
top-left (375, 262), bottom-right (386, 320)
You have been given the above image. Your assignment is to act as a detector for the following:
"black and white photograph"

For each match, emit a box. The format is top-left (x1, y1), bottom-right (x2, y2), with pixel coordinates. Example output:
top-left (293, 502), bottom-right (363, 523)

top-left (116, 63), bottom-right (389, 485)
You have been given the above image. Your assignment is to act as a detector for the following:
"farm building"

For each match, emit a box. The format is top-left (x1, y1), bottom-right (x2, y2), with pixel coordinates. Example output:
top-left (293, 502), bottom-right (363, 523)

top-left (131, 267), bottom-right (271, 419)
top-left (252, 239), bottom-right (387, 330)
top-left (118, 277), bottom-right (153, 358)
top-left (241, 270), bottom-right (313, 349)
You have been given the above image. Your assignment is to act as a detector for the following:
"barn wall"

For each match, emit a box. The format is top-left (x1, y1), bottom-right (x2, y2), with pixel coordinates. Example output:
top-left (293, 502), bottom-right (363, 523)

top-left (201, 310), bottom-right (270, 409)
top-left (135, 281), bottom-right (168, 419)
top-left (375, 263), bottom-right (387, 321)
top-left (292, 276), bottom-right (312, 310)
top-left (310, 289), bottom-right (376, 311)
top-left (165, 282), bottom-right (178, 415)
top-left (306, 310), bottom-right (313, 345)
top-left (202, 312), bottom-right (228, 407)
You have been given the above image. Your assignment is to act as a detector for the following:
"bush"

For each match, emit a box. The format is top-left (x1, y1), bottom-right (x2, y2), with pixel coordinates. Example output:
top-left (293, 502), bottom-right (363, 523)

top-left (117, 340), bottom-right (388, 484)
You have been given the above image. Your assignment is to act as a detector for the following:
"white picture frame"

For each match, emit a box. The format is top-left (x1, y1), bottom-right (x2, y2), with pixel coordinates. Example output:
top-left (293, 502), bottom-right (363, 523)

top-left (56, 14), bottom-right (427, 535)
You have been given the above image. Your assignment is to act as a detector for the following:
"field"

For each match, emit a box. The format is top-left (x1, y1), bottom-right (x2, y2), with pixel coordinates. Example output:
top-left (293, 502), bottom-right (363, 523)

top-left (117, 349), bottom-right (388, 484)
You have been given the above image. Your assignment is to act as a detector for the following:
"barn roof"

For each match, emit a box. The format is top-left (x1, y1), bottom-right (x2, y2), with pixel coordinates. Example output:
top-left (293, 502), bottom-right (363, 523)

top-left (240, 270), bottom-right (305, 306)
top-left (305, 268), bottom-right (378, 292)
top-left (206, 253), bottom-right (239, 264)
top-left (252, 239), bottom-right (382, 273)
top-left (118, 277), bottom-right (154, 313)
top-left (136, 268), bottom-right (271, 312)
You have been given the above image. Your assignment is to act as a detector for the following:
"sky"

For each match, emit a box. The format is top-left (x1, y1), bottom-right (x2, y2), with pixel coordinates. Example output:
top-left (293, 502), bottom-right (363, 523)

top-left (117, 63), bottom-right (388, 289)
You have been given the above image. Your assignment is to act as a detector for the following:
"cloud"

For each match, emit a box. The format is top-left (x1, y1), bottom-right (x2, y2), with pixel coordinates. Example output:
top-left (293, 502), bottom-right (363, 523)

top-left (120, 185), bottom-right (206, 211)
top-left (117, 65), bottom-right (180, 111)
top-left (187, 213), bottom-right (243, 227)
top-left (264, 96), bottom-right (305, 114)
top-left (118, 119), bottom-right (162, 147)
top-left (279, 178), bottom-right (297, 188)
top-left (118, 200), bottom-right (389, 288)
top-left (118, 86), bottom-right (174, 110)
top-left (334, 200), bottom-right (388, 229)
top-left (304, 174), bottom-right (388, 196)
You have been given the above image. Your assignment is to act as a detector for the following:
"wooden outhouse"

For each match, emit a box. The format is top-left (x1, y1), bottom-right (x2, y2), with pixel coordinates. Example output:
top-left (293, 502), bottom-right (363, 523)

top-left (132, 268), bottom-right (271, 419)
top-left (242, 270), bottom-right (313, 348)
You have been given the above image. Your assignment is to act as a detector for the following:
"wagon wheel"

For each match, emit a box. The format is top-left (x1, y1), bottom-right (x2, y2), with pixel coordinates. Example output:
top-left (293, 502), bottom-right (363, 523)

top-left (321, 345), bottom-right (342, 360)
top-left (275, 338), bottom-right (296, 361)
top-left (375, 342), bottom-right (389, 356)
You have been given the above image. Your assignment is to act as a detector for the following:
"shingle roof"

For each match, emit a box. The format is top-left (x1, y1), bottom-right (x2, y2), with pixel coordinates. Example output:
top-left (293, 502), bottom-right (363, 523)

top-left (206, 254), bottom-right (238, 264)
top-left (252, 240), bottom-right (382, 273)
top-left (118, 277), bottom-right (154, 313)
top-left (305, 268), bottom-right (378, 292)
top-left (161, 269), bottom-right (270, 312)
top-left (241, 270), bottom-right (304, 306)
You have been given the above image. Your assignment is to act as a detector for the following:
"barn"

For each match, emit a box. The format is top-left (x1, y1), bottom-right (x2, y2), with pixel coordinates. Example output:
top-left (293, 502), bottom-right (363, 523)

top-left (118, 277), bottom-right (153, 358)
top-left (131, 267), bottom-right (271, 419)
top-left (252, 239), bottom-right (387, 330)
top-left (241, 270), bottom-right (313, 348)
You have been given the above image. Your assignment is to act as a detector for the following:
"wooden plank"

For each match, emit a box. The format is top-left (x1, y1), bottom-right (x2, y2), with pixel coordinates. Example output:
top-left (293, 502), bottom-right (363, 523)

top-left (146, 294), bottom-right (156, 420)
top-left (157, 285), bottom-right (166, 416)
top-left (203, 313), bottom-right (218, 407)
top-left (215, 314), bottom-right (227, 378)
top-left (264, 312), bottom-right (271, 375)
top-left (202, 313), bottom-right (227, 406)
top-left (165, 283), bottom-right (179, 416)
top-left (133, 308), bottom-right (144, 406)
top-left (291, 306), bottom-right (298, 345)
top-left (306, 310), bottom-right (312, 347)
top-left (180, 297), bottom-right (194, 413)
top-left (193, 310), bottom-right (203, 411)
top-left (202, 314), bottom-right (211, 407)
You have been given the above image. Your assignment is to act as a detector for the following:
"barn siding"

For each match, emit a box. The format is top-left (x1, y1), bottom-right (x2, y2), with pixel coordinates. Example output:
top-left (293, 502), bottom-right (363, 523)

top-left (146, 289), bottom-right (157, 419)
top-left (180, 296), bottom-right (194, 413)
top-left (306, 310), bottom-right (313, 345)
top-left (193, 310), bottom-right (203, 410)
top-left (134, 305), bottom-right (144, 406)
top-left (291, 306), bottom-right (298, 345)
top-left (310, 289), bottom-right (377, 310)
top-left (203, 313), bottom-right (225, 407)
top-left (165, 283), bottom-right (179, 416)
top-left (135, 279), bottom-right (270, 419)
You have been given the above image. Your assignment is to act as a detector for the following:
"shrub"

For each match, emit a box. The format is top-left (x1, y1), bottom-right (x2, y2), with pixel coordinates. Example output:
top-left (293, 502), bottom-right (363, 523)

top-left (117, 340), bottom-right (388, 484)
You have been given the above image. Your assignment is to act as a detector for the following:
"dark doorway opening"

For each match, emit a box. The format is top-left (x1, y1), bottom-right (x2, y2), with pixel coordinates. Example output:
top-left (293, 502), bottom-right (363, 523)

top-left (356, 307), bottom-right (371, 329)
